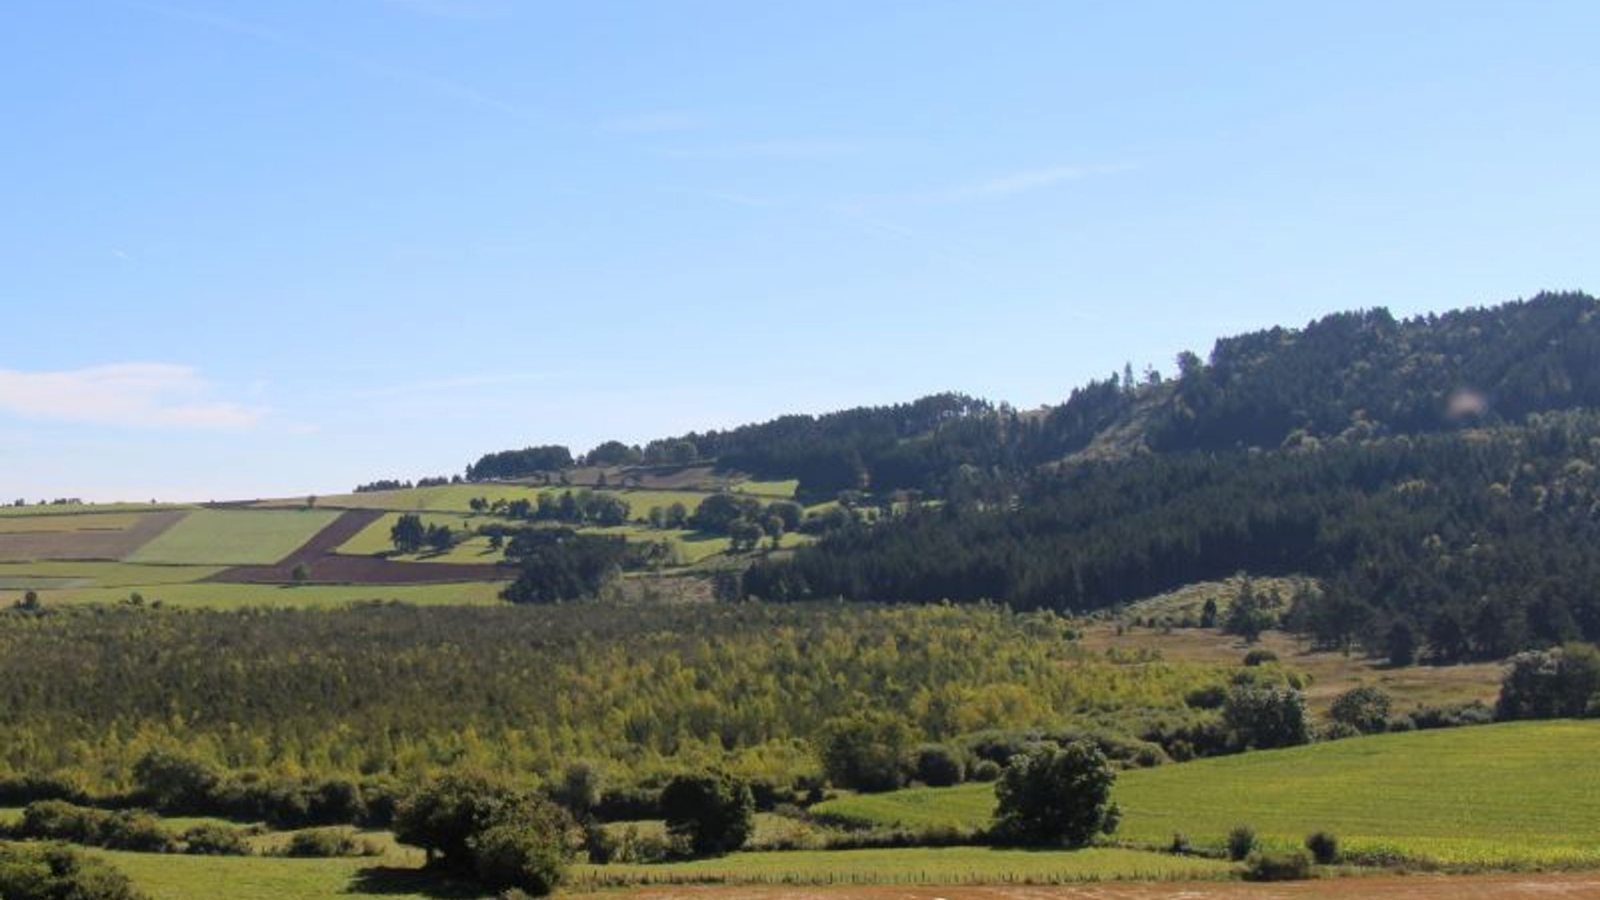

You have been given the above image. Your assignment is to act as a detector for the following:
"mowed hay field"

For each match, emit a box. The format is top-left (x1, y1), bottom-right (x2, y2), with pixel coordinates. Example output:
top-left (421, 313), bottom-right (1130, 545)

top-left (126, 509), bottom-right (342, 565)
top-left (814, 721), bottom-right (1600, 867)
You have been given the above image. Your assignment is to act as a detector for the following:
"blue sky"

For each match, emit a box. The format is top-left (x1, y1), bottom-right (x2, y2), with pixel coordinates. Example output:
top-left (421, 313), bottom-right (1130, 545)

top-left (2, 0), bottom-right (1597, 500)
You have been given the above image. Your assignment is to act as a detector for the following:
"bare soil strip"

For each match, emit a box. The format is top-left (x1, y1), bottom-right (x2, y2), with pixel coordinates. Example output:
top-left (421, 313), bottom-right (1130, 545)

top-left (0, 510), bottom-right (189, 562)
top-left (208, 509), bottom-right (508, 585)
top-left (615, 873), bottom-right (1600, 900)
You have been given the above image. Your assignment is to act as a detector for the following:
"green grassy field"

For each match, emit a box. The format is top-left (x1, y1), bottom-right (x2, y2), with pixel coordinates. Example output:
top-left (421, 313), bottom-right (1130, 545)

top-left (28, 580), bottom-right (509, 609)
top-left (573, 846), bottom-right (1233, 889)
top-left (0, 512), bottom-right (153, 533)
top-left (0, 561), bottom-right (222, 589)
top-left (125, 509), bottom-right (342, 565)
top-left (0, 503), bottom-right (187, 518)
top-left (91, 850), bottom-right (485, 900)
top-left (814, 721), bottom-right (1600, 867)
top-left (334, 511), bottom-right (506, 563)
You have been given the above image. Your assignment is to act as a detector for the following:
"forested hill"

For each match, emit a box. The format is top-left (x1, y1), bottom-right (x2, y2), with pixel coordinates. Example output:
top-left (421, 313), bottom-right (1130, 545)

top-left (741, 292), bottom-right (1600, 665)
top-left (466, 291), bottom-right (1600, 497)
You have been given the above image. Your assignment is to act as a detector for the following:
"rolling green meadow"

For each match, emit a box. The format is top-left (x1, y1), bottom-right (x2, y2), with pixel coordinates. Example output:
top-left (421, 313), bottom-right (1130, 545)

top-left (814, 721), bottom-right (1600, 867)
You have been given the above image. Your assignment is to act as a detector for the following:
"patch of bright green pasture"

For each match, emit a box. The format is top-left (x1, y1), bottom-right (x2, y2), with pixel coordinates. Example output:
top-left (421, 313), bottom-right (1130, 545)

top-left (335, 512), bottom-right (490, 556)
top-left (125, 509), bottom-right (341, 565)
top-left (587, 525), bottom-right (731, 565)
top-left (0, 561), bottom-right (221, 589)
top-left (91, 850), bottom-right (482, 900)
top-left (575, 846), bottom-right (1232, 889)
top-left (728, 478), bottom-right (799, 499)
top-left (603, 813), bottom-right (834, 851)
top-left (259, 483), bottom-right (540, 514)
top-left (27, 580), bottom-right (509, 609)
top-left (815, 721), bottom-right (1600, 867)
top-left (0, 512), bottom-right (150, 533)
top-left (0, 808), bottom-right (19, 826)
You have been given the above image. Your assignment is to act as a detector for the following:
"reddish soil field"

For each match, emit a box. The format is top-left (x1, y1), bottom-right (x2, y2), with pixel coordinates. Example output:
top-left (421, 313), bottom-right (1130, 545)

top-left (0, 510), bottom-right (188, 562)
top-left (618, 873), bottom-right (1600, 900)
top-left (208, 509), bottom-right (508, 585)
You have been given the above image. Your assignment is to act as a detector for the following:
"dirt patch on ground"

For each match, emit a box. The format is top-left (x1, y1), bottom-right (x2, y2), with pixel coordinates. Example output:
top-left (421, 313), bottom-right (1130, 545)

top-left (616, 873), bottom-right (1600, 900)
top-left (207, 509), bottom-right (509, 584)
top-left (0, 510), bottom-right (189, 562)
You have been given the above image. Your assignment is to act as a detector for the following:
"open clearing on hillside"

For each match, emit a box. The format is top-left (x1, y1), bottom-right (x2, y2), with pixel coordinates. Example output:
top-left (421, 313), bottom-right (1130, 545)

top-left (126, 509), bottom-right (342, 565)
top-left (814, 721), bottom-right (1600, 867)
top-left (1078, 622), bottom-right (1503, 718)
top-left (0, 509), bottom-right (189, 562)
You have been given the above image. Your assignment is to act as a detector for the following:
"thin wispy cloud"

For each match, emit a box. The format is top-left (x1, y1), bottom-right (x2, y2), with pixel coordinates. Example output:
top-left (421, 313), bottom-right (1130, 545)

top-left (0, 364), bottom-right (265, 430)
top-left (130, 3), bottom-right (548, 124)
top-left (928, 163), bottom-right (1135, 203)
top-left (112, 249), bottom-right (136, 262)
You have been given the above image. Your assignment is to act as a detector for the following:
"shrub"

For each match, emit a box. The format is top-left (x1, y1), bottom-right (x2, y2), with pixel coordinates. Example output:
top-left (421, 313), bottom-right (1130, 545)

top-left (18, 800), bottom-right (106, 844)
top-left (1329, 685), bottom-right (1392, 734)
top-left (1226, 824), bottom-right (1257, 861)
top-left (1408, 701), bottom-right (1493, 730)
top-left (470, 823), bottom-right (568, 897)
top-left (283, 827), bottom-right (372, 858)
top-left (182, 823), bottom-right (251, 855)
top-left (992, 740), bottom-right (1117, 847)
top-left (1497, 643), bottom-right (1600, 720)
top-left (395, 771), bottom-right (521, 869)
top-left (1223, 685), bottom-right (1310, 749)
top-left (1244, 850), bottom-right (1313, 881)
top-left (0, 843), bottom-right (148, 900)
top-left (1305, 830), bottom-right (1339, 864)
top-left (969, 759), bottom-right (1002, 782)
top-left (913, 745), bottom-right (966, 787)
top-left (131, 749), bottom-right (220, 812)
top-left (819, 715), bottom-right (911, 793)
top-left (1242, 649), bottom-right (1278, 666)
top-left (1168, 832), bottom-right (1192, 854)
top-left (660, 773), bottom-right (755, 857)
top-left (101, 811), bottom-right (179, 853)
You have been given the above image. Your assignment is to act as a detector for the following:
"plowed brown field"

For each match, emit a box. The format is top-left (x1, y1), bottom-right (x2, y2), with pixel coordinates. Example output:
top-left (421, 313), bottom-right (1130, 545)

top-left (0, 510), bottom-right (188, 562)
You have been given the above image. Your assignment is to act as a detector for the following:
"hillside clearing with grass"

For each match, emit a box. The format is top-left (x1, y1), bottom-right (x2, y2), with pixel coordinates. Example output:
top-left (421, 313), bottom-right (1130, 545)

top-left (815, 720), bottom-right (1600, 867)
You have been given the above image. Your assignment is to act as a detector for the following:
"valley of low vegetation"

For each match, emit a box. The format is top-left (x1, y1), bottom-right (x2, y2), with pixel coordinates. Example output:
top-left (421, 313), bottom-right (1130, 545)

top-left (9, 294), bottom-right (1600, 898)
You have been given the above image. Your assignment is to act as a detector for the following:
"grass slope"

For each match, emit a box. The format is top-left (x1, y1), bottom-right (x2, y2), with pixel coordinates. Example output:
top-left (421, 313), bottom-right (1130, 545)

top-left (815, 721), bottom-right (1600, 867)
top-left (91, 851), bottom-right (487, 900)
top-left (574, 847), bottom-right (1232, 889)
top-left (126, 510), bottom-right (342, 565)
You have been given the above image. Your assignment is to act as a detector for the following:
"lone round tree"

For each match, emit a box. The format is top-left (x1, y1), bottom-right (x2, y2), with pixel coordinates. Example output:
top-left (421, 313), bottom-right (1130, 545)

top-left (992, 740), bottom-right (1117, 847)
